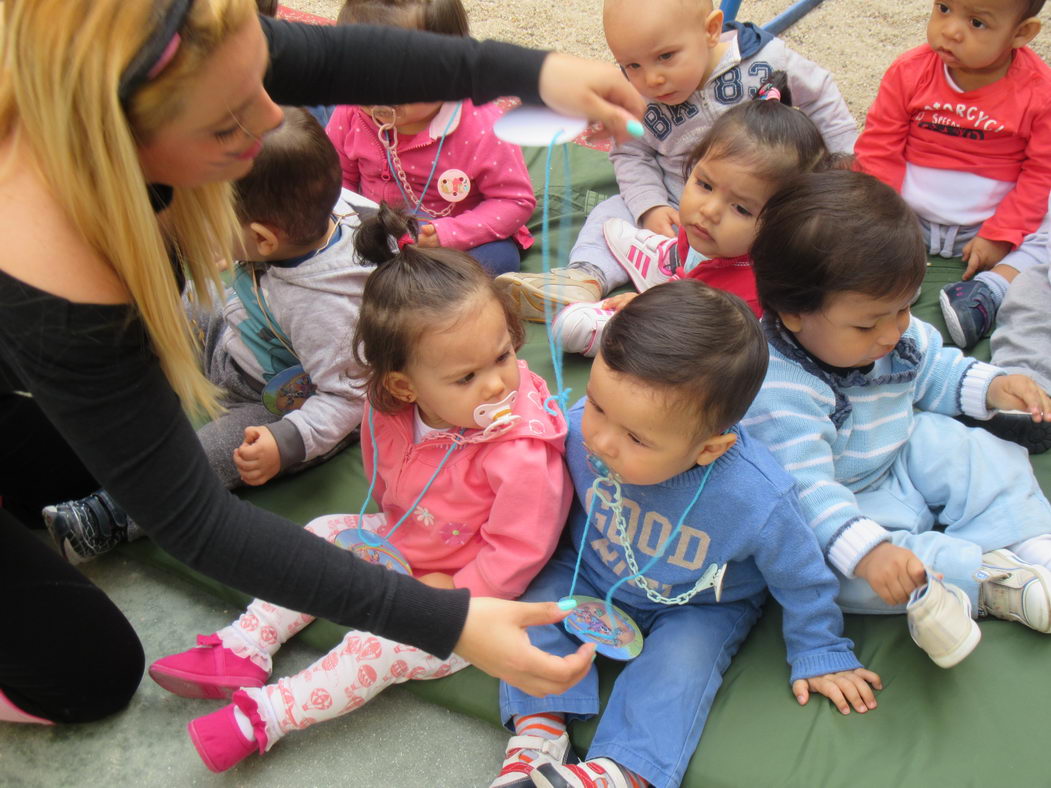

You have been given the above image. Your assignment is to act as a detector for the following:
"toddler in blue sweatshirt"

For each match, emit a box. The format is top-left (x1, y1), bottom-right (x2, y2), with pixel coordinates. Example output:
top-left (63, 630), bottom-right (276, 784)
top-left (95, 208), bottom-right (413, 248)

top-left (489, 280), bottom-right (880, 788)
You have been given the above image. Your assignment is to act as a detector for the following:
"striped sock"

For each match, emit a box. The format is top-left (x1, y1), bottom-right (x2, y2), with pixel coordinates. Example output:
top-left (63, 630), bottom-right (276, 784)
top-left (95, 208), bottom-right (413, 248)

top-left (491, 713), bottom-right (570, 786)
top-left (513, 711), bottom-right (567, 742)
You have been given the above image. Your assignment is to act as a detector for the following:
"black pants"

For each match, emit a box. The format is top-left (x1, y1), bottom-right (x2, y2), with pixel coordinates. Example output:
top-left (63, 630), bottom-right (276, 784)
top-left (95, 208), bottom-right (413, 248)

top-left (0, 500), bottom-right (144, 723)
top-left (0, 389), bottom-right (142, 722)
top-left (0, 392), bottom-right (98, 527)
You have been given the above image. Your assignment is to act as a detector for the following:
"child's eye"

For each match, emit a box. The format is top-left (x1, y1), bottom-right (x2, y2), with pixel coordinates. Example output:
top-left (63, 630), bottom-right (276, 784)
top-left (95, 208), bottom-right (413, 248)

top-left (627, 433), bottom-right (644, 446)
top-left (935, 2), bottom-right (949, 14)
top-left (853, 325), bottom-right (876, 332)
top-left (496, 351), bottom-right (512, 364)
top-left (969, 17), bottom-right (985, 29)
top-left (733, 204), bottom-right (754, 218)
top-left (457, 372), bottom-right (475, 385)
top-left (697, 179), bottom-right (713, 191)
top-left (623, 62), bottom-right (640, 71)
top-left (213, 126), bottom-right (239, 142)
top-left (658, 52), bottom-right (674, 62)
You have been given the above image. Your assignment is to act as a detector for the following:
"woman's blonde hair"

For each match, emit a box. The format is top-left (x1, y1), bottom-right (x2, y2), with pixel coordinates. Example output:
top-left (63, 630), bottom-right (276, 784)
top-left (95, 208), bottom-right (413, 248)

top-left (0, 0), bottom-right (256, 416)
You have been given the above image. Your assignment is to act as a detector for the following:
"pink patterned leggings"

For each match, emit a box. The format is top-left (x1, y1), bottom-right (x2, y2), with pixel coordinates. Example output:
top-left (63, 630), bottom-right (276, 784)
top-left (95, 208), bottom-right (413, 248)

top-left (215, 514), bottom-right (468, 749)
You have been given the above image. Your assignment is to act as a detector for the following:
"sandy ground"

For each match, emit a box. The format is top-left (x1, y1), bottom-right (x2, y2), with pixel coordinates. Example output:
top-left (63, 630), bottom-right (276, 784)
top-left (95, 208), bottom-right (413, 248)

top-left (283, 0), bottom-right (1051, 123)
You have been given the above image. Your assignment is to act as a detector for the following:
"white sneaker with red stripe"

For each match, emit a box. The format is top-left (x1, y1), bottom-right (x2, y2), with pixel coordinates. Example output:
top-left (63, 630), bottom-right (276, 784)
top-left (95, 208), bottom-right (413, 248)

top-left (489, 732), bottom-right (577, 788)
top-left (532, 757), bottom-right (638, 788)
top-left (553, 303), bottom-right (615, 357)
top-left (603, 218), bottom-right (681, 292)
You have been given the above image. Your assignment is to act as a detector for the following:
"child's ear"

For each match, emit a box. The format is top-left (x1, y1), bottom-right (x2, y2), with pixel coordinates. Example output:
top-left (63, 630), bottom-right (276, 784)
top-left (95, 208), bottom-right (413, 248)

top-left (384, 372), bottom-right (417, 406)
top-left (1012, 17), bottom-right (1041, 49)
top-left (704, 8), bottom-right (724, 47)
top-left (779, 312), bottom-right (804, 333)
top-left (695, 431), bottom-right (736, 466)
top-left (246, 222), bottom-right (282, 258)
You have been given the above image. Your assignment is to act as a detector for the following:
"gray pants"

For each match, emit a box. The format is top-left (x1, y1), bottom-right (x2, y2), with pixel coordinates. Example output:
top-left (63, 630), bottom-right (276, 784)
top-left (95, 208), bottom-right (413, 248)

top-left (922, 214), bottom-right (1049, 274)
top-left (990, 263), bottom-right (1051, 393)
top-left (193, 303), bottom-right (357, 488)
top-left (192, 300), bottom-right (281, 489)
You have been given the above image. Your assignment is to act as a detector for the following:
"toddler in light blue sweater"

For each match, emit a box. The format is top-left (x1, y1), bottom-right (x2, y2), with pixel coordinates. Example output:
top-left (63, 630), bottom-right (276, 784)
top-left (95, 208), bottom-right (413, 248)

top-left (744, 170), bottom-right (1051, 671)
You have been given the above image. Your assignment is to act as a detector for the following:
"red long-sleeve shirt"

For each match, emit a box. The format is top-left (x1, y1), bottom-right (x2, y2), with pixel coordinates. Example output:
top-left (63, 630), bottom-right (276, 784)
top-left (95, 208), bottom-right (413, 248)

top-left (855, 45), bottom-right (1051, 247)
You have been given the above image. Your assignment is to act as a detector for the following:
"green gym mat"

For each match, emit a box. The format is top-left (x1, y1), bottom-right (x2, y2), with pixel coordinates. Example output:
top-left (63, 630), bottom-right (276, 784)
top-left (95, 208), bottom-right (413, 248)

top-left (129, 144), bottom-right (1051, 787)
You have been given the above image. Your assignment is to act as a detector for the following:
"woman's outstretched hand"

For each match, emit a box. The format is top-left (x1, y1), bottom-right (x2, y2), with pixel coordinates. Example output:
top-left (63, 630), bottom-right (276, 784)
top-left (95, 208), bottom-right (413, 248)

top-left (537, 53), bottom-right (646, 145)
top-left (454, 597), bottom-right (595, 697)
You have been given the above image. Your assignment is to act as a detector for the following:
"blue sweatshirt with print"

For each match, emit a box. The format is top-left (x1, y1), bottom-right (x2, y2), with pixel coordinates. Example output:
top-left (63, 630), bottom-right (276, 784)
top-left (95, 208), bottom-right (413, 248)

top-left (565, 398), bottom-right (862, 682)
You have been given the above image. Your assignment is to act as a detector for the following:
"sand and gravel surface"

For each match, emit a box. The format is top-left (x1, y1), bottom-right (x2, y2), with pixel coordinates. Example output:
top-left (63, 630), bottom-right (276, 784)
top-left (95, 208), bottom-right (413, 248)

top-left (284, 0), bottom-right (1051, 123)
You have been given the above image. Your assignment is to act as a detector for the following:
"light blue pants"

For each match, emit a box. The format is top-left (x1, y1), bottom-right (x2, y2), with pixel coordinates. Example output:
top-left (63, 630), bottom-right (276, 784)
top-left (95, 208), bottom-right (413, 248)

top-left (499, 552), bottom-right (762, 788)
top-left (568, 196), bottom-right (639, 293)
top-left (835, 412), bottom-right (1051, 613)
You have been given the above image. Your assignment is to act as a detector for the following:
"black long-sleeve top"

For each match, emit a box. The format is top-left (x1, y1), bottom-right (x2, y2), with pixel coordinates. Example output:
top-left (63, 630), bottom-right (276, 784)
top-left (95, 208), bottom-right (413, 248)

top-left (0, 19), bottom-right (548, 659)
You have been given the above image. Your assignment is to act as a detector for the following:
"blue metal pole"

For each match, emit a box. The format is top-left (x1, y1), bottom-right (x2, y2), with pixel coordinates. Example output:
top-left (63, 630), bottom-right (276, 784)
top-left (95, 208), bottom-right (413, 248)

top-left (763, 0), bottom-right (825, 35)
top-left (720, 0), bottom-right (742, 22)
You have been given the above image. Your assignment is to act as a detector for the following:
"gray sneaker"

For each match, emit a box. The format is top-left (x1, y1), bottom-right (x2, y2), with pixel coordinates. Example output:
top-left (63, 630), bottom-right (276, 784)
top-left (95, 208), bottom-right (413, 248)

top-left (42, 489), bottom-right (141, 564)
top-left (977, 549), bottom-right (1051, 633)
top-left (906, 573), bottom-right (981, 668)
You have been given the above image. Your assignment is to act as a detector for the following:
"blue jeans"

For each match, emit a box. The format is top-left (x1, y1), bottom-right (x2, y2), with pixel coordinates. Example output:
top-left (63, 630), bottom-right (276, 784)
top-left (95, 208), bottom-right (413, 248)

top-left (499, 552), bottom-right (762, 788)
top-left (836, 412), bottom-right (1051, 613)
top-left (469, 239), bottom-right (521, 276)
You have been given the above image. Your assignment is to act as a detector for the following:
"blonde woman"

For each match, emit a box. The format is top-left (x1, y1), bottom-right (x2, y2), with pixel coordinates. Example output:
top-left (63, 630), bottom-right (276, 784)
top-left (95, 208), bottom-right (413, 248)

top-left (0, 0), bottom-right (643, 726)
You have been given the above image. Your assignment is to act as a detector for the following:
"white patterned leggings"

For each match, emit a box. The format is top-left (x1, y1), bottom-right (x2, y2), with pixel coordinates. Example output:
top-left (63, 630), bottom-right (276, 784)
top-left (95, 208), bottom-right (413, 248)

top-left (215, 514), bottom-right (468, 749)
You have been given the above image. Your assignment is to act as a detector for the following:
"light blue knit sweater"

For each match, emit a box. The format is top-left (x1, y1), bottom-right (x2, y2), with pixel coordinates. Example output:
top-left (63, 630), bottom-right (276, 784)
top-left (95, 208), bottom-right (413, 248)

top-left (742, 317), bottom-right (1002, 577)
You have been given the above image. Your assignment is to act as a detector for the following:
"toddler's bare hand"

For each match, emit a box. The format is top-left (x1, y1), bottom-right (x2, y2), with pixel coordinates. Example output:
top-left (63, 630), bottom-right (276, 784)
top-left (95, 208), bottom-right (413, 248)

top-left (601, 293), bottom-right (637, 311)
top-left (417, 224), bottom-right (440, 248)
top-left (640, 205), bottom-right (679, 238)
top-left (986, 375), bottom-right (1051, 420)
top-left (854, 542), bottom-right (926, 606)
top-left (234, 426), bottom-right (281, 486)
top-left (793, 668), bottom-right (882, 714)
top-left (961, 236), bottom-right (1011, 280)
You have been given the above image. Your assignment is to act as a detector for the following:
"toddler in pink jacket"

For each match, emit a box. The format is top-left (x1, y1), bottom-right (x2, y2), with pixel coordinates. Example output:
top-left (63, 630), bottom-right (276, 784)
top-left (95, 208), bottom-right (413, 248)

top-left (148, 206), bottom-right (572, 772)
top-left (325, 0), bottom-right (536, 276)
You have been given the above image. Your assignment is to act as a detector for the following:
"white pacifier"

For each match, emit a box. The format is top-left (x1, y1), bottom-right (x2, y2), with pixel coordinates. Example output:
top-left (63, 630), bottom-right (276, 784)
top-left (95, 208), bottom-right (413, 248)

top-left (473, 390), bottom-right (518, 429)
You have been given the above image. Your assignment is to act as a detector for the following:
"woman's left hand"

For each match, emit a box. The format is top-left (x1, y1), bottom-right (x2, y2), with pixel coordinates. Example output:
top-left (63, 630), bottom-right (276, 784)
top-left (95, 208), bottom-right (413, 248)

top-left (537, 53), bottom-right (646, 144)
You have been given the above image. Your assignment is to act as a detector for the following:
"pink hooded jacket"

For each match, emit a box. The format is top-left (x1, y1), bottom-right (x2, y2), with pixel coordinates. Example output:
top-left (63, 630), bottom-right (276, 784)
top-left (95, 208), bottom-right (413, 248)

top-left (362, 361), bottom-right (571, 599)
top-left (326, 100), bottom-right (535, 251)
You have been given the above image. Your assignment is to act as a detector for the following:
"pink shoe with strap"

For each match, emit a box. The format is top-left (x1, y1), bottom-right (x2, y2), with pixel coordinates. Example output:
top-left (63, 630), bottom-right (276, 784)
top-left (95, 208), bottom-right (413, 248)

top-left (148, 634), bottom-right (268, 699)
top-left (187, 690), bottom-right (267, 773)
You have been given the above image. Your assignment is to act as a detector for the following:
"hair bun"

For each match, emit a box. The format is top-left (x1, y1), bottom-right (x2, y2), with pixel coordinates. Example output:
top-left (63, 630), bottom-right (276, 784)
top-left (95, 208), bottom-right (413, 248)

top-left (754, 70), bottom-right (792, 106)
top-left (353, 203), bottom-right (419, 266)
